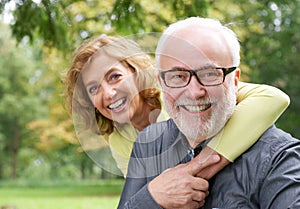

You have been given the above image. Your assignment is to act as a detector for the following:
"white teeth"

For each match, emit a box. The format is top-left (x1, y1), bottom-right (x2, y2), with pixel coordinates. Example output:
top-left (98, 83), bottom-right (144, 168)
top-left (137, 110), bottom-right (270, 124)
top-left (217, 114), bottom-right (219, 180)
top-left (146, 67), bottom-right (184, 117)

top-left (183, 104), bottom-right (211, 112)
top-left (109, 98), bottom-right (126, 109)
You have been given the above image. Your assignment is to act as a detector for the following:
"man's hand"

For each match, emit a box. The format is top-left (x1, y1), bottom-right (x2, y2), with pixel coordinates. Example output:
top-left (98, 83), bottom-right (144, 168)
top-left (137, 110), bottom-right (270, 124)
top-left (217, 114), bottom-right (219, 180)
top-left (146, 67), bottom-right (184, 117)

top-left (148, 154), bottom-right (220, 209)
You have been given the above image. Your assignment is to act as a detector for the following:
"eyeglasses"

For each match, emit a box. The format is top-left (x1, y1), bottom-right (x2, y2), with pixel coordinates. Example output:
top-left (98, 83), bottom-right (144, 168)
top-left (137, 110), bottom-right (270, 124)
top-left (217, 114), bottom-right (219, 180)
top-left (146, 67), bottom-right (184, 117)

top-left (159, 66), bottom-right (237, 88)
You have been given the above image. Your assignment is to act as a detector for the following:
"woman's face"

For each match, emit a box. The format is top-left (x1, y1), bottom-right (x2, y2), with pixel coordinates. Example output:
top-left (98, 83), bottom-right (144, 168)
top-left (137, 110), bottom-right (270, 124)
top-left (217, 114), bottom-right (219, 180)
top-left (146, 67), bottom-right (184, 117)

top-left (82, 50), bottom-right (144, 125)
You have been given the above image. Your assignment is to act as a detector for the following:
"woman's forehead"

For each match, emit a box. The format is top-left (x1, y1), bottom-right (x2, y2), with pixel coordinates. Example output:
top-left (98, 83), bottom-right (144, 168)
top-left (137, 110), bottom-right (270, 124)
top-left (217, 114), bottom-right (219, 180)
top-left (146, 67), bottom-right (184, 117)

top-left (81, 51), bottom-right (122, 83)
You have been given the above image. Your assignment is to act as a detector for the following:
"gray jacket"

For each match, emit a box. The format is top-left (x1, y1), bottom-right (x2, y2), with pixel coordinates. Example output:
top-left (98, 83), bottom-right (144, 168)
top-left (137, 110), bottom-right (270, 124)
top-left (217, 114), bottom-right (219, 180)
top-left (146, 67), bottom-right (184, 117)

top-left (118, 119), bottom-right (300, 209)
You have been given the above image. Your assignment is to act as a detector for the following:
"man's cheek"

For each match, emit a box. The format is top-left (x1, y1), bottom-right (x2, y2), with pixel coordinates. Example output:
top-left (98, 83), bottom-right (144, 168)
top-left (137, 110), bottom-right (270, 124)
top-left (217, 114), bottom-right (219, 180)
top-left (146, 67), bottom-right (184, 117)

top-left (163, 90), bottom-right (177, 105)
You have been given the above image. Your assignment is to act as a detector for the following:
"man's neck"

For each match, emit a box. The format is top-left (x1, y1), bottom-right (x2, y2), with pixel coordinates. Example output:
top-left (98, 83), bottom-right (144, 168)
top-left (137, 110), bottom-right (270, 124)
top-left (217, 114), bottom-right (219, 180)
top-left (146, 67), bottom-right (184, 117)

top-left (188, 137), bottom-right (208, 149)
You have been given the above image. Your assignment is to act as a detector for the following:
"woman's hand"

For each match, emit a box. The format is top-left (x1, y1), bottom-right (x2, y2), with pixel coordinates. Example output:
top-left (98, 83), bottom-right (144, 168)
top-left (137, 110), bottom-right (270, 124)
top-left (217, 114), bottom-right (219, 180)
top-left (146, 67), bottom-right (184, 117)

top-left (194, 146), bottom-right (230, 180)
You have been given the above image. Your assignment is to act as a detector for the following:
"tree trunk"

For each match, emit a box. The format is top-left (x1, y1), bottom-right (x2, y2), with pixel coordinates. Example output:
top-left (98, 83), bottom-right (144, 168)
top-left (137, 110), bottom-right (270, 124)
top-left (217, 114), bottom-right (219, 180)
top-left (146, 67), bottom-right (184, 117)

top-left (11, 124), bottom-right (20, 179)
top-left (0, 161), bottom-right (3, 179)
top-left (80, 159), bottom-right (86, 180)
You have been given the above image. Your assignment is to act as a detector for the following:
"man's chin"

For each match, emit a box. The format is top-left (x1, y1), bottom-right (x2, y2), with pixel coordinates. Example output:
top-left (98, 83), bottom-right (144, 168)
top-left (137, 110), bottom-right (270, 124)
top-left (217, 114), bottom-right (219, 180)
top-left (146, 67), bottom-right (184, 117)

top-left (174, 117), bottom-right (209, 138)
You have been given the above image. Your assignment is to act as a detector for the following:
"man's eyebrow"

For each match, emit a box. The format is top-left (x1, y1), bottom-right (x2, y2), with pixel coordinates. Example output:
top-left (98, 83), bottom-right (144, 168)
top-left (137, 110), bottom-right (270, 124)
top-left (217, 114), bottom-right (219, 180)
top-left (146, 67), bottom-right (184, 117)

top-left (170, 64), bottom-right (215, 71)
top-left (170, 66), bottom-right (188, 71)
top-left (193, 64), bottom-right (216, 71)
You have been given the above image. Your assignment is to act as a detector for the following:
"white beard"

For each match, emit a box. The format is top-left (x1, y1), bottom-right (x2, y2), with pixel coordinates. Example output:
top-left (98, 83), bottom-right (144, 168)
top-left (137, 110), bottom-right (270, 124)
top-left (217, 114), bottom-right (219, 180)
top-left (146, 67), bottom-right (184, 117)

top-left (163, 81), bottom-right (237, 146)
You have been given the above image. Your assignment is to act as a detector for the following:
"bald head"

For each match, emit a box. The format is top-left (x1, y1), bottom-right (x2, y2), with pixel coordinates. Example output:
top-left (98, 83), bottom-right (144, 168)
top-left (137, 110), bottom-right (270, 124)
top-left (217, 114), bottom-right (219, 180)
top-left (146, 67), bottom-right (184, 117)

top-left (156, 17), bottom-right (240, 71)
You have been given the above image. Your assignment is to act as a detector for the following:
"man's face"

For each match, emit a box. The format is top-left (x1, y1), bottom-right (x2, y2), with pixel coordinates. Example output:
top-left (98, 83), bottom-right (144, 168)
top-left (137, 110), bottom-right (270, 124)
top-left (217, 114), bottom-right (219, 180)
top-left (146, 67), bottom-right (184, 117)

top-left (158, 28), bottom-right (240, 146)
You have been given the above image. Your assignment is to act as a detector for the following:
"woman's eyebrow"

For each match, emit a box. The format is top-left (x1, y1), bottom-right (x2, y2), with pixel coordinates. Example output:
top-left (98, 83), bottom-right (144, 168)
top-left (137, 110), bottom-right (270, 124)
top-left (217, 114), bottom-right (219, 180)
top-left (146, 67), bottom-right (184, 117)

top-left (85, 80), bottom-right (99, 89)
top-left (85, 67), bottom-right (121, 87)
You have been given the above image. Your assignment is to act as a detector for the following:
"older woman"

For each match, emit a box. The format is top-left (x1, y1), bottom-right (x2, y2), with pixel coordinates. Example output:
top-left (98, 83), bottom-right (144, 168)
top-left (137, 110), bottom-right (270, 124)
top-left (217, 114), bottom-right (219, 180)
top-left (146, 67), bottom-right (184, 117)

top-left (65, 35), bottom-right (289, 177)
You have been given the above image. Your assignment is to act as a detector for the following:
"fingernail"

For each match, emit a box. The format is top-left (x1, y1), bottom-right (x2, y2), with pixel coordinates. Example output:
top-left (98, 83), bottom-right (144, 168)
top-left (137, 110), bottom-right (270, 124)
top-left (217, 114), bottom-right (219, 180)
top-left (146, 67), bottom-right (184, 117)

top-left (212, 155), bottom-right (220, 162)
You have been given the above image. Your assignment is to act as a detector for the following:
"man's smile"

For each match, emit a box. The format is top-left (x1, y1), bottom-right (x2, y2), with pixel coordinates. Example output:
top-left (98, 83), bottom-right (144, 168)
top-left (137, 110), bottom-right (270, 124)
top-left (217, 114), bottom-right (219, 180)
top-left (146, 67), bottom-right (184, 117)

top-left (181, 103), bottom-right (212, 113)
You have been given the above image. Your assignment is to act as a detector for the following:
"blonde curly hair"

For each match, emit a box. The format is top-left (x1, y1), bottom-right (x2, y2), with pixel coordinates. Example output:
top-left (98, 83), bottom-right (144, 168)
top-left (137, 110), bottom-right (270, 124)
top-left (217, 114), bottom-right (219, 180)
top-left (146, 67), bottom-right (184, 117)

top-left (64, 35), bottom-right (161, 135)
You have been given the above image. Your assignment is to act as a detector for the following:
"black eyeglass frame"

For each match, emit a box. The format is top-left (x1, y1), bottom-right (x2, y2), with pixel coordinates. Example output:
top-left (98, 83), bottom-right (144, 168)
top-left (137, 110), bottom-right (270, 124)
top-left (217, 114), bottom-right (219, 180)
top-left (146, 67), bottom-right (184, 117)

top-left (159, 67), bottom-right (237, 88)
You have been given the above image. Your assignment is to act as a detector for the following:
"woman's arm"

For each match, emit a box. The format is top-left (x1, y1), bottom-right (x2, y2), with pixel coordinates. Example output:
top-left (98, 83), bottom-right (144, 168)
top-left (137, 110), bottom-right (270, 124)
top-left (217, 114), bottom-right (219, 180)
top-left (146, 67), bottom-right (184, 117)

top-left (197, 81), bottom-right (290, 179)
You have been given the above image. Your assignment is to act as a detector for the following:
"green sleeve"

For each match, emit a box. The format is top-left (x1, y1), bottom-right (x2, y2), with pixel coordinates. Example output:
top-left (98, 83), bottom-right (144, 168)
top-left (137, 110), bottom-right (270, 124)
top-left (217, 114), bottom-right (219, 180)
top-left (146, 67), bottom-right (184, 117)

top-left (207, 81), bottom-right (290, 162)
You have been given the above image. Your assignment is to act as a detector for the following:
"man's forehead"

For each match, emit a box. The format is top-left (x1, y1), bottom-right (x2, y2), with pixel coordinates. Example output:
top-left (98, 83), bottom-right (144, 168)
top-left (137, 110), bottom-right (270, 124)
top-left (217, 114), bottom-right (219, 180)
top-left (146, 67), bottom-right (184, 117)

top-left (163, 27), bottom-right (229, 50)
top-left (172, 25), bottom-right (222, 38)
top-left (158, 28), bottom-right (233, 69)
top-left (159, 54), bottom-right (214, 70)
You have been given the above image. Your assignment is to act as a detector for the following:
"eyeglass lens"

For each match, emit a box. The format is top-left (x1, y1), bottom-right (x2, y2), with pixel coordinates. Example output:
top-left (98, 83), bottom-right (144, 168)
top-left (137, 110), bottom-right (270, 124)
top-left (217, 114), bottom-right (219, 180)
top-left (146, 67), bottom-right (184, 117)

top-left (164, 68), bottom-right (224, 87)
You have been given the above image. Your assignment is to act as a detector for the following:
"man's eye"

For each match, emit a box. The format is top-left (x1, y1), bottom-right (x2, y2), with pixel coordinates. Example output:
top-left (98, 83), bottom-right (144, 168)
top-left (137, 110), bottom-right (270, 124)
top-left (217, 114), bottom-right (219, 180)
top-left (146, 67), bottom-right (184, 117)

top-left (170, 73), bottom-right (187, 80)
top-left (173, 74), bottom-right (185, 79)
top-left (201, 70), bottom-right (219, 78)
top-left (206, 72), bottom-right (218, 77)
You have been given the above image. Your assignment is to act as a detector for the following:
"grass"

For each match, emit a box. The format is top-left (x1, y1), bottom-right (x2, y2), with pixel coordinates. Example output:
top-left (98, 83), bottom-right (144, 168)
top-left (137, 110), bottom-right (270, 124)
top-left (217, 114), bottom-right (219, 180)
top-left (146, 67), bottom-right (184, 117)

top-left (0, 179), bottom-right (125, 209)
top-left (1, 196), bottom-right (120, 209)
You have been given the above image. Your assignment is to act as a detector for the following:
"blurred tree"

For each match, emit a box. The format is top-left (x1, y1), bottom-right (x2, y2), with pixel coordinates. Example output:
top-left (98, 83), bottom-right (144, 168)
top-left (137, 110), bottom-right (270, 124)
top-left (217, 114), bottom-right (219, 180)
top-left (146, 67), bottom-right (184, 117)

top-left (25, 45), bottom-right (96, 179)
top-left (0, 23), bottom-right (47, 178)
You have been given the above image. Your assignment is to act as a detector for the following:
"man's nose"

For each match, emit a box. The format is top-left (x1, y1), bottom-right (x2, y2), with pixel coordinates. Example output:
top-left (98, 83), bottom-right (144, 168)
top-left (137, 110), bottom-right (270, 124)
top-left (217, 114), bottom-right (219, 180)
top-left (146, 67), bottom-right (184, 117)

top-left (186, 76), bottom-right (206, 99)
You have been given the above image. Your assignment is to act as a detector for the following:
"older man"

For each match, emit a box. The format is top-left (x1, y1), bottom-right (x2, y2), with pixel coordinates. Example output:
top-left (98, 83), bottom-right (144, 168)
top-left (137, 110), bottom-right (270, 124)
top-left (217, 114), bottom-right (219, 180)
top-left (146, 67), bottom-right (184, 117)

top-left (117, 17), bottom-right (300, 209)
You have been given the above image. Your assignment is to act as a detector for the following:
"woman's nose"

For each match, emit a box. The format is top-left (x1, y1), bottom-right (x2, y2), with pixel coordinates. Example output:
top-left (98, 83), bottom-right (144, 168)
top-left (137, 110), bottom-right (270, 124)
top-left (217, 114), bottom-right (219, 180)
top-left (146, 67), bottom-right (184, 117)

top-left (102, 83), bottom-right (117, 100)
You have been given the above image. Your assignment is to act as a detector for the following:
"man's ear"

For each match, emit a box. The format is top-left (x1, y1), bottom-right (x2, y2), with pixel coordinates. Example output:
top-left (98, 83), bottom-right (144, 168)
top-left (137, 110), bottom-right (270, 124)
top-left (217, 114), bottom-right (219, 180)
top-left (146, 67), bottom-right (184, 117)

top-left (234, 68), bottom-right (241, 86)
top-left (157, 74), bottom-right (162, 86)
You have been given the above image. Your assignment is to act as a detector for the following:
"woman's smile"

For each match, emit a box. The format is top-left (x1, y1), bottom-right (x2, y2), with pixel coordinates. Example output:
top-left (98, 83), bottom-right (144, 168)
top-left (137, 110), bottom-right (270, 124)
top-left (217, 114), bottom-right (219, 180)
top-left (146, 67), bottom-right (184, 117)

top-left (108, 97), bottom-right (127, 112)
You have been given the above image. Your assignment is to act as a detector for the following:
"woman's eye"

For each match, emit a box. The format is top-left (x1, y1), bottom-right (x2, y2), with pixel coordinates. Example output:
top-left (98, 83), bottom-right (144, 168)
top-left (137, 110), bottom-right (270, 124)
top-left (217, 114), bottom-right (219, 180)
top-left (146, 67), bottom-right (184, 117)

top-left (88, 85), bottom-right (99, 95)
top-left (108, 73), bottom-right (122, 82)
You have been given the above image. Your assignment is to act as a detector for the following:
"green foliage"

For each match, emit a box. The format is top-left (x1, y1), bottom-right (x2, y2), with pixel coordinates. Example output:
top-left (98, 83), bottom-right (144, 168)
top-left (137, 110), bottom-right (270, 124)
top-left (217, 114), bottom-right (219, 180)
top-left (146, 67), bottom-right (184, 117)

top-left (110, 0), bottom-right (145, 33)
top-left (110, 0), bottom-right (211, 34)
top-left (11, 0), bottom-right (74, 51)
top-left (0, 0), bottom-right (9, 14)
top-left (3, 0), bottom-right (212, 47)
top-left (166, 0), bottom-right (209, 18)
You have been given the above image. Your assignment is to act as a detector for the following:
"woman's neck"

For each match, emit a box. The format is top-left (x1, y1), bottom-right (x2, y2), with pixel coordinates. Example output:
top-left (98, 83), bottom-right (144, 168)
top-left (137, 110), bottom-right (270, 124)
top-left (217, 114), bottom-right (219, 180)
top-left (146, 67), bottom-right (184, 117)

top-left (131, 104), bottom-right (160, 132)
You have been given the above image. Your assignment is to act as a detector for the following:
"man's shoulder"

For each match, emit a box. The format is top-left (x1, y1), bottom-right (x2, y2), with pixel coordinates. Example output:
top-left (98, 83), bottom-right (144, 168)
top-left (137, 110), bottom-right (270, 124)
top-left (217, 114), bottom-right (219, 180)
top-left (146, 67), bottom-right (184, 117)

top-left (215, 125), bottom-right (300, 184)
top-left (137, 119), bottom-right (178, 143)
top-left (131, 119), bottom-right (179, 158)
top-left (260, 125), bottom-right (296, 142)
top-left (205, 126), bottom-right (300, 208)
top-left (247, 125), bottom-right (300, 158)
top-left (230, 125), bottom-right (300, 183)
top-left (128, 119), bottom-right (185, 177)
